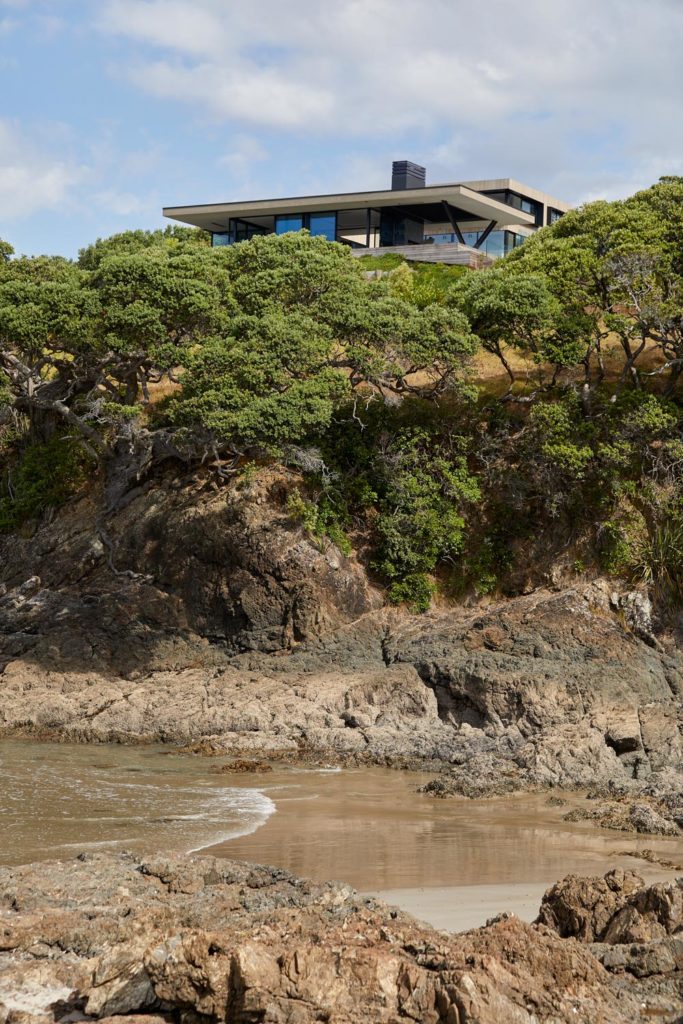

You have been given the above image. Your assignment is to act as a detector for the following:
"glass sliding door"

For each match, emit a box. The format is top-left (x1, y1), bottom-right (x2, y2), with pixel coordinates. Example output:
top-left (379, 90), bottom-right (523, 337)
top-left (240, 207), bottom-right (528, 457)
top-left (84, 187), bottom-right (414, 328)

top-left (308, 212), bottom-right (337, 239)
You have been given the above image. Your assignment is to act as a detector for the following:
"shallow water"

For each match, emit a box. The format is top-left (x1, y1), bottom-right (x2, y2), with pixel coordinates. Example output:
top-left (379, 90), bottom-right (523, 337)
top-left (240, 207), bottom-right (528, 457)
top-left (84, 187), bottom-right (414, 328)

top-left (1, 738), bottom-right (682, 931)
top-left (210, 765), bottom-right (683, 891)
top-left (0, 740), bottom-right (274, 864)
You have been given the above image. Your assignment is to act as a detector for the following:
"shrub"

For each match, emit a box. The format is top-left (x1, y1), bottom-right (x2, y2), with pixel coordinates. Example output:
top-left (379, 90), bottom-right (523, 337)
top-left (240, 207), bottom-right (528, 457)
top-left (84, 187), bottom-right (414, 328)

top-left (634, 517), bottom-right (683, 599)
top-left (388, 573), bottom-right (436, 613)
top-left (0, 433), bottom-right (94, 531)
top-left (286, 487), bottom-right (352, 555)
top-left (598, 519), bottom-right (634, 576)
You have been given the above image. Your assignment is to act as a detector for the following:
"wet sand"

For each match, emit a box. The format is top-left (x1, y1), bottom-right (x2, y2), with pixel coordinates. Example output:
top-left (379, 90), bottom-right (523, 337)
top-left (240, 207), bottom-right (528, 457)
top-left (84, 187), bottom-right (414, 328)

top-left (3, 741), bottom-right (682, 934)
top-left (207, 767), bottom-right (683, 932)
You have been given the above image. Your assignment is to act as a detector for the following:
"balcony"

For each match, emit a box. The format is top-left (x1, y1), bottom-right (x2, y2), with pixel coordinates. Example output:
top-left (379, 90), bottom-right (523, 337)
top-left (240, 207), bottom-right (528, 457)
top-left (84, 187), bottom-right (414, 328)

top-left (350, 241), bottom-right (492, 268)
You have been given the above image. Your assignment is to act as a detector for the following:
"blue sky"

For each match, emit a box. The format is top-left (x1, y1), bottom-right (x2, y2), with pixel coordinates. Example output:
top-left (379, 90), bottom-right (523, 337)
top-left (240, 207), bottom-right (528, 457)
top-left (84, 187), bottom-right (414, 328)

top-left (1, 0), bottom-right (682, 258)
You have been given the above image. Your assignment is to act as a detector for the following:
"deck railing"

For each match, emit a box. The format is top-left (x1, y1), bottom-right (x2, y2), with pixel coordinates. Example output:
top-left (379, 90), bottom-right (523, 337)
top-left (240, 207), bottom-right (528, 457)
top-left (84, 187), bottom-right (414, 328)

top-left (349, 241), bottom-right (492, 268)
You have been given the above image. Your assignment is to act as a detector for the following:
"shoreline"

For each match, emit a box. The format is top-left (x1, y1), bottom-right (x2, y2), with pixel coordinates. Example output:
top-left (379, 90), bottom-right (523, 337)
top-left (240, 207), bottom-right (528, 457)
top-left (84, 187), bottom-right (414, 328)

top-left (3, 738), bottom-right (682, 936)
top-left (200, 768), bottom-right (683, 932)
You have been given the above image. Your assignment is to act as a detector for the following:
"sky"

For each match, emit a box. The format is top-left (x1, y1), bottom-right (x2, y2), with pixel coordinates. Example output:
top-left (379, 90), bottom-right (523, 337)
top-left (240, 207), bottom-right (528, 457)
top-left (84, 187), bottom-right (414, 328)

top-left (1, 0), bottom-right (682, 258)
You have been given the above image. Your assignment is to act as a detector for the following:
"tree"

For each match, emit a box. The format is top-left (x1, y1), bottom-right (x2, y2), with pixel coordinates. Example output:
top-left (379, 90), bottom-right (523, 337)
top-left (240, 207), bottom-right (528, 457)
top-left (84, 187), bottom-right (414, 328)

top-left (0, 231), bottom-right (477, 473)
top-left (0, 245), bottom-right (232, 457)
top-left (166, 233), bottom-right (478, 455)
top-left (504, 187), bottom-right (683, 392)
top-left (78, 226), bottom-right (210, 271)
top-left (452, 268), bottom-right (579, 388)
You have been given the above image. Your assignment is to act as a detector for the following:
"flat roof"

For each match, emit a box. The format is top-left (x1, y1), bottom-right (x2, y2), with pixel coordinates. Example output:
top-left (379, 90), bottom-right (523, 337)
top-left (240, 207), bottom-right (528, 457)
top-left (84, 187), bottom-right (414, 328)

top-left (163, 183), bottom-right (539, 232)
top-left (460, 178), bottom-right (570, 213)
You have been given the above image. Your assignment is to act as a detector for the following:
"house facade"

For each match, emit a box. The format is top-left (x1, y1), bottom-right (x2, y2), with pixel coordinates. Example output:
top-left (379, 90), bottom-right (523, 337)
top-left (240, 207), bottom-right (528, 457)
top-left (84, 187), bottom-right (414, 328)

top-left (163, 161), bottom-right (569, 266)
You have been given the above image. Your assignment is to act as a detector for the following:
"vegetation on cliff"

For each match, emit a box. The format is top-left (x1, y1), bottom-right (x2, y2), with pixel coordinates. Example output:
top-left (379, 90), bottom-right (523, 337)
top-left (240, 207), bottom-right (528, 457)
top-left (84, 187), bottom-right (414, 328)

top-left (1, 178), bottom-right (682, 609)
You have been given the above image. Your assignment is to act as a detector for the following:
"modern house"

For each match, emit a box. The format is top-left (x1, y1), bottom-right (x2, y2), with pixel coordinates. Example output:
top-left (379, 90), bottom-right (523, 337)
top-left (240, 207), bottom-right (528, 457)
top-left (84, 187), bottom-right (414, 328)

top-left (163, 161), bottom-right (570, 267)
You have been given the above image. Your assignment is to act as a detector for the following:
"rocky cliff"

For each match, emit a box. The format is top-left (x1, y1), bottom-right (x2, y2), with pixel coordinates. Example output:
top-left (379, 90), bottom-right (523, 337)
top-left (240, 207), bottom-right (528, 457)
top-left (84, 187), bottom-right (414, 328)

top-left (0, 469), bottom-right (681, 829)
top-left (0, 852), bottom-right (681, 1024)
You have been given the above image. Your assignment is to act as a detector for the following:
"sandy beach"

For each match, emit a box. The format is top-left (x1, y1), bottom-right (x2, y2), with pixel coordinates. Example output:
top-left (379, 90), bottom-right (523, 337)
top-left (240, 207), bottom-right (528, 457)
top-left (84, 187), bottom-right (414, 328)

top-left (3, 741), bottom-right (682, 935)
top-left (205, 766), bottom-right (683, 932)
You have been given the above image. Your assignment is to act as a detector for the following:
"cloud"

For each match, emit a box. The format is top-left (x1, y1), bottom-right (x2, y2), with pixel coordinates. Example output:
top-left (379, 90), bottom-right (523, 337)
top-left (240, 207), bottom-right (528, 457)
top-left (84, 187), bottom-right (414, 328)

top-left (95, 0), bottom-right (683, 201)
top-left (98, 0), bottom-right (228, 57)
top-left (92, 188), bottom-right (151, 217)
top-left (218, 134), bottom-right (268, 180)
top-left (0, 119), bottom-right (87, 220)
top-left (127, 59), bottom-right (334, 128)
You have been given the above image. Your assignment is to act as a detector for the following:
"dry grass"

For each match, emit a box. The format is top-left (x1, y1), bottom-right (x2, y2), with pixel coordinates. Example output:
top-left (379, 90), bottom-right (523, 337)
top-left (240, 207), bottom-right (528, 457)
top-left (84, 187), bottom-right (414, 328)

top-left (145, 376), bottom-right (182, 404)
top-left (128, 334), bottom-right (670, 415)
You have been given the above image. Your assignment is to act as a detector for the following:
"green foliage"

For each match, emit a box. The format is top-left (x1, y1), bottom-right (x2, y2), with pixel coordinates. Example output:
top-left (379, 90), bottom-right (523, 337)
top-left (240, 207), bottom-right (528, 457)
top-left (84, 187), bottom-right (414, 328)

top-left (452, 530), bottom-right (514, 597)
top-left (383, 262), bottom-right (469, 309)
top-left (0, 238), bottom-right (234, 456)
top-left (373, 427), bottom-right (479, 580)
top-left (77, 226), bottom-right (210, 271)
top-left (598, 520), bottom-right (635, 576)
top-left (634, 517), bottom-right (683, 599)
top-left (0, 239), bottom-right (13, 263)
top-left (388, 573), bottom-right (436, 613)
top-left (310, 400), bottom-right (482, 609)
top-left (91, 246), bottom-right (233, 361)
top-left (452, 268), bottom-right (575, 381)
top-left (286, 487), bottom-right (352, 555)
top-left (167, 233), bottom-right (477, 452)
top-left (357, 253), bottom-right (405, 271)
top-left (505, 180), bottom-right (683, 387)
top-left (530, 399), bottom-right (594, 481)
top-left (0, 256), bottom-right (96, 360)
top-left (0, 433), bottom-right (93, 531)
top-left (168, 315), bottom-right (351, 450)
top-left (0, 369), bottom-right (12, 408)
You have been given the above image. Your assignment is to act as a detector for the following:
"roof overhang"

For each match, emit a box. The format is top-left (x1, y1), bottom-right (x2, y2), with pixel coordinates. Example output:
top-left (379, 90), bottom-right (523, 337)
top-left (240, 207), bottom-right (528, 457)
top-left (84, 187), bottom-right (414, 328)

top-left (163, 184), bottom-right (536, 232)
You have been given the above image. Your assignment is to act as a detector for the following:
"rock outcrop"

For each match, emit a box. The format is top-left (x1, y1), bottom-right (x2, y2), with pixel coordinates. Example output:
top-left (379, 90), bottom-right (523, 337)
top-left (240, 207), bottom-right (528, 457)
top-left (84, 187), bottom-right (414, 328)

top-left (538, 869), bottom-right (683, 1014)
top-left (0, 470), bottom-right (681, 822)
top-left (1, 853), bottom-right (681, 1024)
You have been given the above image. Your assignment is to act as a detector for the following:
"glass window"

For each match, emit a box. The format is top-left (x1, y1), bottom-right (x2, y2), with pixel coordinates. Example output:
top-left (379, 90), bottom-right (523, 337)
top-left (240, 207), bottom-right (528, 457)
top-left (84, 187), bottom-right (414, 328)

top-left (548, 208), bottom-right (563, 225)
top-left (461, 231), bottom-right (479, 248)
top-left (426, 232), bottom-right (456, 244)
top-left (483, 231), bottom-right (505, 259)
top-left (275, 214), bottom-right (304, 234)
top-left (308, 212), bottom-right (337, 240)
top-left (234, 221), bottom-right (267, 242)
top-left (212, 232), bottom-right (233, 247)
top-left (379, 210), bottom-right (407, 245)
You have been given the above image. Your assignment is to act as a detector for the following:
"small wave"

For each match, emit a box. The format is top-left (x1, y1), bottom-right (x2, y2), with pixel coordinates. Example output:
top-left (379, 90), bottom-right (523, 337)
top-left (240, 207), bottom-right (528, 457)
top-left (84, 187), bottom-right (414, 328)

top-left (186, 788), bottom-right (276, 853)
top-left (57, 838), bottom-right (135, 849)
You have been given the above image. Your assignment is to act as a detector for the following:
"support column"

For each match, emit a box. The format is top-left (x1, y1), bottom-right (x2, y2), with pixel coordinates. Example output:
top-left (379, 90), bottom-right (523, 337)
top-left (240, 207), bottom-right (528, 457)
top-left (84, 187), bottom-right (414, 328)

top-left (441, 201), bottom-right (465, 245)
top-left (365, 207), bottom-right (372, 249)
top-left (473, 220), bottom-right (497, 250)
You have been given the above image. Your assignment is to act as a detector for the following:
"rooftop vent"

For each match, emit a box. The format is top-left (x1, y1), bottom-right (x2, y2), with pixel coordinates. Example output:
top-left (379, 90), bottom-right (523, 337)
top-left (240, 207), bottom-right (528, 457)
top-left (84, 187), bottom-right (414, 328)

top-left (391, 160), bottom-right (426, 190)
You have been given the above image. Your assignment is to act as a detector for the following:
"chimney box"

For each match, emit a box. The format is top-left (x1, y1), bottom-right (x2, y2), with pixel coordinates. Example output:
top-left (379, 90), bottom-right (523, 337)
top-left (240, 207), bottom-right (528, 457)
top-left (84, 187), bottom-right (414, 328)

top-left (391, 160), bottom-right (426, 190)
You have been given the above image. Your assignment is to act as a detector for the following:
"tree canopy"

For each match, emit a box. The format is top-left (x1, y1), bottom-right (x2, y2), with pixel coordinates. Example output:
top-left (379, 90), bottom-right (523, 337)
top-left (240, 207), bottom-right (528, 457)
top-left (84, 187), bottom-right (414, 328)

top-left (1, 176), bottom-right (683, 609)
top-left (0, 230), bottom-right (476, 462)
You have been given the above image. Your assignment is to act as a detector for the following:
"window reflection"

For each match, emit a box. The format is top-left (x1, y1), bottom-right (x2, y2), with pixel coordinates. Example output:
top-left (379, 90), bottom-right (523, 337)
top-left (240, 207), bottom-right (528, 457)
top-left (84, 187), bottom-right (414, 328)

top-left (275, 214), bottom-right (304, 234)
top-left (309, 212), bottom-right (337, 239)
